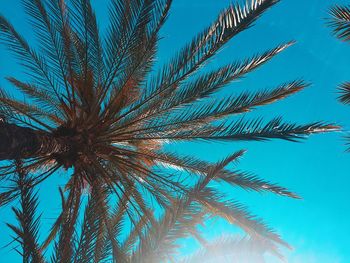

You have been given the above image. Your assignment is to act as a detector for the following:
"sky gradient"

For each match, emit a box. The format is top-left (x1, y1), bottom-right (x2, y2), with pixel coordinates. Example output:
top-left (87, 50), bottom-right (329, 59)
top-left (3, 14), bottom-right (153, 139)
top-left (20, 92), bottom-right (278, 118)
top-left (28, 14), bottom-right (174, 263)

top-left (0, 0), bottom-right (350, 262)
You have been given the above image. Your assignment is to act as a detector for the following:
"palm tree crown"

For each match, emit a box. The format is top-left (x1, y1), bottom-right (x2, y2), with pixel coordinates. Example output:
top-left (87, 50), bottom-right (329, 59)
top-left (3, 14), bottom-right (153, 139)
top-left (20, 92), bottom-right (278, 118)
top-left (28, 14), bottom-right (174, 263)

top-left (0, 0), bottom-right (337, 261)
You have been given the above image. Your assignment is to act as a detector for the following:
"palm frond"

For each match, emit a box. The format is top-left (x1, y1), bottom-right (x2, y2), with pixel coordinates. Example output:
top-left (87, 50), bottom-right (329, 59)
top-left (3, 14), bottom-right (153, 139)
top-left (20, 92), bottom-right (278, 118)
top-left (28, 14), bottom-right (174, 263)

top-left (74, 181), bottom-right (107, 263)
top-left (113, 81), bottom-right (308, 137)
top-left (338, 82), bottom-right (350, 104)
top-left (23, 0), bottom-right (72, 99)
top-left (101, 0), bottom-right (156, 100)
top-left (153, 151), bottom-right (300, 198)
top-left (196, 188), bottom-right (287, 248)
top-left (6, 77), bottom-right (62, 114)
top-left (113, 0), bottom-right (281, 124)
top-left (122, 117), bottom-right (337, 143)
top-left (328, 5), bottom-right (350, 151)
top-left (157, 42), bottom-right (295, 111)
top-left (0, 190), bottom-right (18, 207)
top-left (0, 14), bottom-right (60, 97)
top-left (133, 151), bottom-right (285, 262)
top-left (71, 0), bottom-right (104, 85)
top-left (329, 5), bottom-right (350, 42)
top-left (52, 178), bottom-right (82, 263)
top-left (112, 42), bottom-right (294, 131)
top-left (6, 161), bottom-right (44, 263)
top-left (98, 0), bottom-right (172, 120)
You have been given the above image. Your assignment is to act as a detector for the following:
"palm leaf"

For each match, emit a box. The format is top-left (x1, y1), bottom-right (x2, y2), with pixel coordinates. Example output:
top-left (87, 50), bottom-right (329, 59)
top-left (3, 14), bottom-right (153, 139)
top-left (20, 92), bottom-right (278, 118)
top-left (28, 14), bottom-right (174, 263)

top-left (328, 5), bottom-right (350, 151)
top-left (115, 0), bottom-right (281, 124)
top-left (329, 5), bottom-right (350, 42)
top-left (0, 14), bottom-right (60, 97)
top-left (338, 82), bottom-right (350, 105)
top-left (6, 161), bottom-right (44, 263)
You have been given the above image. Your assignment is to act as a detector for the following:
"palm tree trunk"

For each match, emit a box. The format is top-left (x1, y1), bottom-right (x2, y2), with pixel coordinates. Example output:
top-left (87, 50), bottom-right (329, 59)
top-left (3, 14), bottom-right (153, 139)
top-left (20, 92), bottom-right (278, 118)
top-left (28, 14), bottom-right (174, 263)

top-left (0, 122), bottom-right (68, 160)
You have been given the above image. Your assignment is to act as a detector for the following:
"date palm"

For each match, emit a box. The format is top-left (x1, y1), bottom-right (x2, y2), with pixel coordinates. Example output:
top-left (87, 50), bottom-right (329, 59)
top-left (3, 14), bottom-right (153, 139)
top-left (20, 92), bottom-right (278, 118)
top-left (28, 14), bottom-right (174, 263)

top-left (329, 4), bottom-right (350, 149)
top-left (0, 0), bottom-right (336, 260)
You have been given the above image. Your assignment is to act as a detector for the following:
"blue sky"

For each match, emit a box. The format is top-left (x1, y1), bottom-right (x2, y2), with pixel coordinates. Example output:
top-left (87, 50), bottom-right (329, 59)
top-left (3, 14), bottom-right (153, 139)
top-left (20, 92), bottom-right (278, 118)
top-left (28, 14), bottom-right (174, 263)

top-left (1, 0), bottom-right (350, 262)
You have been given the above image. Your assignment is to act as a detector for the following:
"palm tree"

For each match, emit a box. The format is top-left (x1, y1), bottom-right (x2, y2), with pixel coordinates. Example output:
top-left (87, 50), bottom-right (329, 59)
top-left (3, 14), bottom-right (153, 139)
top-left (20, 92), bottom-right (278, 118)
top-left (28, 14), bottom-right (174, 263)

top-left (329, 4), bottom-right (350, 149)
top-left (0, 0), bottom-right (336, 261)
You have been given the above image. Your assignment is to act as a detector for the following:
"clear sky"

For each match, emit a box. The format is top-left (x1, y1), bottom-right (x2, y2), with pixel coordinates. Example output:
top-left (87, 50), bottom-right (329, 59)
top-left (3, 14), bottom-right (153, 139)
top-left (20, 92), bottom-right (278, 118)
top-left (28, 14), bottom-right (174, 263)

top-left (0, 0), bottom-right (350, 262)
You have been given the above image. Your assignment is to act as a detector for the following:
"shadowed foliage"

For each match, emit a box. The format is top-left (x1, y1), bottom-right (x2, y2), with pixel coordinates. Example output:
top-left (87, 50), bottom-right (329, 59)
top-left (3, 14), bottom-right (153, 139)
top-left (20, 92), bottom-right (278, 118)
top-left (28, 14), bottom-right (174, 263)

top-left (329, 4), bottom-right (350, 150)
top-left (0, 0), bottom-right (337, 261)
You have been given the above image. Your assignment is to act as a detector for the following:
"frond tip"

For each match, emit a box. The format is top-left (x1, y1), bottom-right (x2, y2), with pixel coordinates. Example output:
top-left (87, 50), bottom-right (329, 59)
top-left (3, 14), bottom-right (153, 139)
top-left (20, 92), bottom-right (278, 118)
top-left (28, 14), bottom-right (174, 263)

top-left (338, 82), bottom-right (350, 105)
